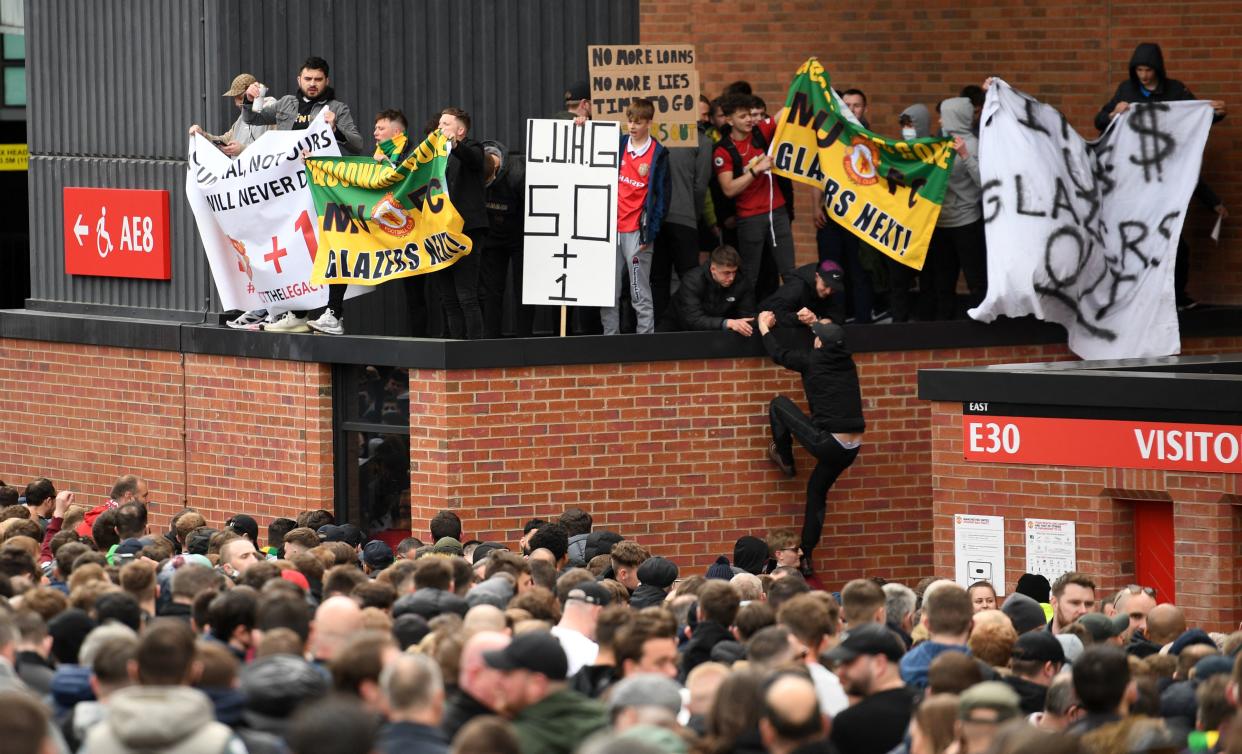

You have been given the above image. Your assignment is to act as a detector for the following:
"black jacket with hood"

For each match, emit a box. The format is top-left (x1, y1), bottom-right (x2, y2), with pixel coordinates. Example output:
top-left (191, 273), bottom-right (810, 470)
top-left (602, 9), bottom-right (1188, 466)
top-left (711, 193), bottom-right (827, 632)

top-left (759, 263), bottom-right (846, 329)
top-left (1094, 43), bottom-right (1226, 132)
top-left (761, 328), bottom-right (865, 435)
top-left (481, 140), bottom-right (525, 250)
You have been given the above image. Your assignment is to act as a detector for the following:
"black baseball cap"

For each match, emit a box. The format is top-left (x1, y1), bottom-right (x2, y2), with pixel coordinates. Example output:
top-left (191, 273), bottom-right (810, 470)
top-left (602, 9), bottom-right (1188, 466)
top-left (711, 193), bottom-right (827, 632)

top-left (318, 524), bottom-right (347, 543)
top-left (1012, 631), bottom-right (1065, 664)
top-left (811, 321), bottom-right (845, 347)
top-left (816, 260), bottom-right (845, 291)
top-left (226, 514), bottom-right (259, 543)
top-left (483, 631), bottom-right (569, 680)
top-left (564, 80), bottom-right (590, 103)
top-left (362, 540), bottom-right (394, 570)
top-left (824, 623), bottom-right (905, 663)
top-left (567, 582), bottom-right (611, 606)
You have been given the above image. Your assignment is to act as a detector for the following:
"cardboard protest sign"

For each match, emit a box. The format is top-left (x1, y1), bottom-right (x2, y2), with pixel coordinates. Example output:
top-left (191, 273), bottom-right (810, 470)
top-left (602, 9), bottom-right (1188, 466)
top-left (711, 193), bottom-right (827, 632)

top-left (522, 119), bottom-right (621, 307)
top-left (588, 45), bottom-right (699, 146)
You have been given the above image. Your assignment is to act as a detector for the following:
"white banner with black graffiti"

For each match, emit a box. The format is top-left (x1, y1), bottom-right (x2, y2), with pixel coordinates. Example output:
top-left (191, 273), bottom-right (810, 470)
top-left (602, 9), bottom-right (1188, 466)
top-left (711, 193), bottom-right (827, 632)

top-left (969, 79), bottom-right (1214, 360)
top-left (186, 111), bottom-right (349, 315)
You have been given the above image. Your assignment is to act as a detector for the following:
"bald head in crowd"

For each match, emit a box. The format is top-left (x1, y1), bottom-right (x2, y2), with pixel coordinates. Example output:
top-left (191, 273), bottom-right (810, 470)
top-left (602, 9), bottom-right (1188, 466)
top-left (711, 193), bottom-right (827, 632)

top-left (457, 631), bottom-right (511, 710)
top-left (760, 673), bottom-right (824, 754)
top-left (1146, 604), bottom-right (1186, 646)
top-left (311, 596), bottom-right (364, 662)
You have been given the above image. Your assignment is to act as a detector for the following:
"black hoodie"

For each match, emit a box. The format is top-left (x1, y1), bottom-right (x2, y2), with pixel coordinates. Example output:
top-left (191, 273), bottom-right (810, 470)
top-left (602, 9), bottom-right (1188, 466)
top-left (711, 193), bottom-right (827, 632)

top-left (761, 329), bottom-right (865, 434)
top-left (482, 140), bottom-right (526, 249)
top-left (446, 136), bottom-right (489, 232)
top-left (1094, 43), bottom-right (1226, 132)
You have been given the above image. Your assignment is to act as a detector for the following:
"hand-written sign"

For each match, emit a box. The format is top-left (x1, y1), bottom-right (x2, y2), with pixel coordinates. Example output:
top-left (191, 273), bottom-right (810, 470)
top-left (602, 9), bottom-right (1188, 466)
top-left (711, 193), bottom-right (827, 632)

top-left (522, 119), bottom-right (621, 307)
top-left (968, 79), bottom-right (1214, 360)
top-left (589, 45), bottom-right (699, 146)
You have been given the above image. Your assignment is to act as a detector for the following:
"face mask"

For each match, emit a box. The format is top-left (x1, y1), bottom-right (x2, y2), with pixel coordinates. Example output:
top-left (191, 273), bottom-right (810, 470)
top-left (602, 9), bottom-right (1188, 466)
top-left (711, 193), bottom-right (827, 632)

top-left (901, 127), bottom-right (917, 141)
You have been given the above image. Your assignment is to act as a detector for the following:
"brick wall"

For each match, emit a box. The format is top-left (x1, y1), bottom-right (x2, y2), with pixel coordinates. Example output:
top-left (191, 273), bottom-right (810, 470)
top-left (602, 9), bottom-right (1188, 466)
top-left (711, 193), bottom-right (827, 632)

top-left (639, 0), bottom-right (1242, 302)
top-left (0, 339), bottom-right (334, 536)
top-left (410, 342), bottom-right (1082, 588)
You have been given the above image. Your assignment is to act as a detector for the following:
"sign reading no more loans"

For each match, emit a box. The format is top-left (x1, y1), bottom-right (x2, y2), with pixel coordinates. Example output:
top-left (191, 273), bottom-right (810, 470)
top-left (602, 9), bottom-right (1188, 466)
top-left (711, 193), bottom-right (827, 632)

top-left (522, 119), bottom-right (620, 308)
top-left (588, 45), bottom-right (699, 146)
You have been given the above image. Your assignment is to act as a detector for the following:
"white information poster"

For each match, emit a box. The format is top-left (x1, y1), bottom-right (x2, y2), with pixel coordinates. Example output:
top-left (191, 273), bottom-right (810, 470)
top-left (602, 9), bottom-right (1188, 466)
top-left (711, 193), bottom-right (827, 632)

top-left (522, 118), bottom-right (620, 308)
top-left (954, 514), bottom-right (1006, 595)
top-left (1024, 518), bottom-right (1076, 584)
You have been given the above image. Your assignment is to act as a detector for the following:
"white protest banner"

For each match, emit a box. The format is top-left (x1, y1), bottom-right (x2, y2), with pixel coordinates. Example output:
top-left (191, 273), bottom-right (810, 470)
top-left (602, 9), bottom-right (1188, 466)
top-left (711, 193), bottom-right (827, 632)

top-left (969, 79), bottom-right (1214, 360)
top-left (522, 119), bottom-right (620, 308)
top-left (186, 111), bottom-right (364, 315)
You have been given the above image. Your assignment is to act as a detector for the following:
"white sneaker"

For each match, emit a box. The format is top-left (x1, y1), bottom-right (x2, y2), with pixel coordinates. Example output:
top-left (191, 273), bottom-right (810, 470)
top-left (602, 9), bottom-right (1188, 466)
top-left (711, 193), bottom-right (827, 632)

top-left (226, 309), bottom-right (268, 329)
top-left (264, 311), bottom-right (310, 333)
top-left (308, 308), bottom-right (345, 335)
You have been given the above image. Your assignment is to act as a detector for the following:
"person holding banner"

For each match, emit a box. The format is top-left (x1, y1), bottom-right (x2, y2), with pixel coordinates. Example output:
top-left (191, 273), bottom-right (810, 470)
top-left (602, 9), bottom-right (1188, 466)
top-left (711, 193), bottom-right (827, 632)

top-left (1093, 43), bottom-right (1228, 312)
top-left (758, 312), bottom-right (864, 577)
top-left (887, 104), bottom-right (933, 323)
top-left (601, 99), bottom-right (670, 336)
top-left (308, 110), bottom-right (416, 336)
top-left (924, 97), bottom-right (985, 320)
top-left (239, 56), bottom-right (364, 332)
top-left (713, 94), bottom-right (796, 297)
top-left (434, 107), bottom-right (490, 340)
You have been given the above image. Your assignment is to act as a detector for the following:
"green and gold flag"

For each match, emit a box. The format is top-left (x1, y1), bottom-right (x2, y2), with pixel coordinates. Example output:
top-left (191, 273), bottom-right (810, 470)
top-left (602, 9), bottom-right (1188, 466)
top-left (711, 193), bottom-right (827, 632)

top-left (306, 130), bottom-right (472, 285)
top-left (771, 58), bottom-right (955, 270)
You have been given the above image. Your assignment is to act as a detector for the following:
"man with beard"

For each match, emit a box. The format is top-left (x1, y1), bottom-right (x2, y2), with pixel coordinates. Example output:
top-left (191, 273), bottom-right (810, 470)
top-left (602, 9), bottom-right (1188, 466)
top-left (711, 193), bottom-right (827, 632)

top-left (825, 623), bottom-right (915, 754)
top-left (237, 56), bottom-right (364, 333)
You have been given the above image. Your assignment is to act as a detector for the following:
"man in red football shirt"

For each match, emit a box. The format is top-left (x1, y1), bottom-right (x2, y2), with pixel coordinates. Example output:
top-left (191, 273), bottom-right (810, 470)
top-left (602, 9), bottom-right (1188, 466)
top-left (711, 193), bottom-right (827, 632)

top-left (602, 98), bottom-right (670, 335)
top-left (713, 93), bottom-right (795, 296)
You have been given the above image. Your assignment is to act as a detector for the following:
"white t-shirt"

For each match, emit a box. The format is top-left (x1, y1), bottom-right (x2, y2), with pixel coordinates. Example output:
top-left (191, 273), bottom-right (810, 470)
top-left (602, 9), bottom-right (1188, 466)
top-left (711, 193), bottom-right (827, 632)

top-left (808, 662), bottom-right (849, 716)
top-left (552, 625), bottom-right (599, 677)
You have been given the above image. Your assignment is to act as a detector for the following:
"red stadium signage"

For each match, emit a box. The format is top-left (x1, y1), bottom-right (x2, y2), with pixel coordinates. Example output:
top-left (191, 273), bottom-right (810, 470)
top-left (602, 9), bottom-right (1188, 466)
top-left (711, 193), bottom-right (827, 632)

top-left (963, 414), bottom-right (1242, 473)
top-left (64, 187), bottom-right (171, 279)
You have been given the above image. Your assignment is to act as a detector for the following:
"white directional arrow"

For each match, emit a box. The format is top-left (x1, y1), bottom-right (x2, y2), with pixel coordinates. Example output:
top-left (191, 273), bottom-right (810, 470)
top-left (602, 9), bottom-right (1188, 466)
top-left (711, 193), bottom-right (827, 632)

top-left (73, 214), bottom-right (88, 246)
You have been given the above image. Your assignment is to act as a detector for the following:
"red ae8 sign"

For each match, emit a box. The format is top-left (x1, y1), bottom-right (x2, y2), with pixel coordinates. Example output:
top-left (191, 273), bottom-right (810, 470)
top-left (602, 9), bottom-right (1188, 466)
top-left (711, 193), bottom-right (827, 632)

top-left (963, 414), bottom-right (1242, 473)
top-left (64, 187), bottom-right (171, 279)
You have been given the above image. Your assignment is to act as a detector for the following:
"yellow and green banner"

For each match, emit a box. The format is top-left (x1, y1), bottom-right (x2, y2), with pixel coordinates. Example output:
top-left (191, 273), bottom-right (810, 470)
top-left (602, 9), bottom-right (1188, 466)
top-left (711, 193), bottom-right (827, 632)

top-left (306, 131), bottom-right (473, 285)
top-left (771, 58), bottom-right (955, 270)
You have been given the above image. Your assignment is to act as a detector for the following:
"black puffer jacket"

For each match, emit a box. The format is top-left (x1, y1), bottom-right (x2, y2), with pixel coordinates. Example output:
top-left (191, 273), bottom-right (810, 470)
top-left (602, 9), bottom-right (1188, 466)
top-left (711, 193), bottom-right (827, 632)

top-left (673, 261), bottom-right (755, 331)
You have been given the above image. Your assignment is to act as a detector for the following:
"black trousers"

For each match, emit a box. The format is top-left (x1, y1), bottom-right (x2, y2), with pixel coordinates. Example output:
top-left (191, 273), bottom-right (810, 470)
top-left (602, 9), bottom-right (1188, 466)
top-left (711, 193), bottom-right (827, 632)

top-left (651, 222), bottom-right (702, 324)
top-left (768, 396), bottom-right (860, 558)
top-left (433, 229), bottom-right (487, 339)
top-left (479, 242), bottom-right (536, 338)
top-left (1174, 234), bottom-right (1191, 305)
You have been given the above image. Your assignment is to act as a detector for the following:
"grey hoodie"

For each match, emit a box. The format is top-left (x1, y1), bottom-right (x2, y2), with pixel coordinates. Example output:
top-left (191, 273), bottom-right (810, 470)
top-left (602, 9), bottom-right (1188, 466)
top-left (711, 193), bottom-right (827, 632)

top-left (664, 130), bottom-right (714, 230)
top-left (900, 103), bottom-right (932, 139)
top-left (82, 686), bottom-right (239, 754)
top-left (937, 97), bottom-right (982, 228)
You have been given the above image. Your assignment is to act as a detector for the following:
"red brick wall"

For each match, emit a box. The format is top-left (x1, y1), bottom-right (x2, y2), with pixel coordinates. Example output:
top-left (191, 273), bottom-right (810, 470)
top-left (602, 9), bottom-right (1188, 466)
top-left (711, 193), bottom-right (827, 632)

top-left (0, 340), bottom-right (334, 536)
top-left (411, 342), bottom-right (1079, 588)
top-left (640, 0), bottom-right (1242, 302)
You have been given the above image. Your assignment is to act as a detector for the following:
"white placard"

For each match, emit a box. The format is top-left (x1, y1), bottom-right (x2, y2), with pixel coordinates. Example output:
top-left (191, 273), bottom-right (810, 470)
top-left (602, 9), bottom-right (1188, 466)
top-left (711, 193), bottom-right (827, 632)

top-left (521, 119), bottom-right (620, 307)
top-left (954, 514), bottom-right (1006, 595)
top-left (1024, 518), bottom-right (1076, 584)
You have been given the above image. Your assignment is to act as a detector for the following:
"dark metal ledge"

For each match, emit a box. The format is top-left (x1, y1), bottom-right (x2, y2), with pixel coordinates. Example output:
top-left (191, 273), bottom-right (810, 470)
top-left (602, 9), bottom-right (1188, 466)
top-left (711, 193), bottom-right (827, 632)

top-left (3, 305), bottom-right (1241, 371)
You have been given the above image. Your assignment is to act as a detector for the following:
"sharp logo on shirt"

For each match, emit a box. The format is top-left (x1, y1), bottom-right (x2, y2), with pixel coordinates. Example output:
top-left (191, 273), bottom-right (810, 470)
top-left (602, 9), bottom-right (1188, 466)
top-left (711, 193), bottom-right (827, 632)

top-left (619, 174), bottom-right (647, 189)
top-left (843, 136), bottom-right (880, 186)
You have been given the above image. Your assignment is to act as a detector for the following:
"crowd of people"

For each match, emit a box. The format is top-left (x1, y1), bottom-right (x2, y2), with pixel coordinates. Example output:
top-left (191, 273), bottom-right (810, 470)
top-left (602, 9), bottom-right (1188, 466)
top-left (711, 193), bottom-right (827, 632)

top-left (0, 474), bottom-right (1238, 754)
top-left (191, 44), bottom-right (1227, 340)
